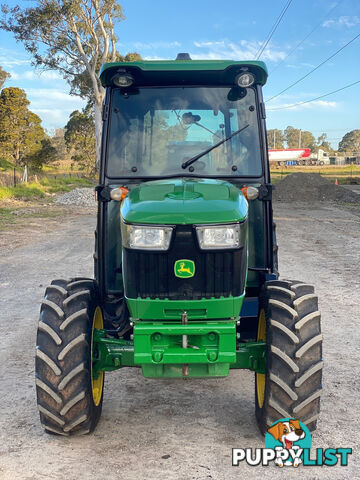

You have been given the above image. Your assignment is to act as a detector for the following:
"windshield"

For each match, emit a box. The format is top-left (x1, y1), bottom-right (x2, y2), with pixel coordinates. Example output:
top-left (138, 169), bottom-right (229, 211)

top-left (107, 86), bottom-right (262, 177)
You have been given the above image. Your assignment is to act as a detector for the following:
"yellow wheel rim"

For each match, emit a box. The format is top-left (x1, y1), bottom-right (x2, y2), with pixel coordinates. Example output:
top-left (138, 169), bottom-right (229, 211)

top-left (91, 306), bottom-right (104, 406)
top-left (256, 308), bottom-right (266, 409)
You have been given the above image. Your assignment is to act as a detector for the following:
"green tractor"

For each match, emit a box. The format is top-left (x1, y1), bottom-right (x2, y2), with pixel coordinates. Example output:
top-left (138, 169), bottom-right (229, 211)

top-left (35, 54), bottom-right (322, 436)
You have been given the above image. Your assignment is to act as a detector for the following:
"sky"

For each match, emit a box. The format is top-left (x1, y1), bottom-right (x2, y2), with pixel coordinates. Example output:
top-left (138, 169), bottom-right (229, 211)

top-left (0, 0), bottom-right (359, 148)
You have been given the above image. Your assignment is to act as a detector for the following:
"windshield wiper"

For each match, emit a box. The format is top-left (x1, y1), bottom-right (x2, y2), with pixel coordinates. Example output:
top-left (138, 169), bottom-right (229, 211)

top-left (181, 123), bottom-right (249, 170)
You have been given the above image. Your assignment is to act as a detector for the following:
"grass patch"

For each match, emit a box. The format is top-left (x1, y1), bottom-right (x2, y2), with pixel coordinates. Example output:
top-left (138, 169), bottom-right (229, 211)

top-left (0, 207), bottom-right (16, 227)
top-left (0, 183), bottom-right (45, 200)
top-left (0, 176), bottom-right (94, 201)
top-left (0, 186), bottom-right (13, 199)
top-left (0, 158), bottom-right (22, 172)
top-left (39, 176), bottom-right (94, 193)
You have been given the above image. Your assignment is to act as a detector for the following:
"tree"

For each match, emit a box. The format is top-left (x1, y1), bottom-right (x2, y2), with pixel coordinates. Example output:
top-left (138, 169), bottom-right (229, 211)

top-left (25, 137), bottom-right (57, 170)
top-left (315, 133), bottom-right (334, 154)
top-left (64, 109), bottom-right (96, 173)
top-left (0, 65), bottom-right (10, 90)
top-left (51, 128), bottom-right (70, 164)
top-left (267, 129), bottom-right (284, 149)
top-left (1, 0), bottom-right (140, 169)
top-left (338, 129), bottom-right (360, 155)
top-left (284, 126), bottom-right (316, 150)
top-left (0, 87), bottom-right (45, 165)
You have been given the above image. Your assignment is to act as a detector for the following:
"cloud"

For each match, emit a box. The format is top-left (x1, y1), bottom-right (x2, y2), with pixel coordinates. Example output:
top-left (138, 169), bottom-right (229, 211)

top-left (0, 56), bottom-right (30, 68)
top-left (286, 62), bottom-right (316, 69)
top-left (143, 55), bottom-right (167, 60)
top-left (25, 89), bottom-right (86, 128)
top-left (128, 41), bottom-right (181, 50)
top-left (322, 16), bottom-right (360, 28)
top-left (8, 70), bottom-right (63, 82)
top-left (194, 41), bottom-right (226, 48)
top-left (27, 88), bottom-right (85, 106)
top-left (267, 100), bottom-right (338, 111)
top-left (191, 39), bottom-right (286, 62)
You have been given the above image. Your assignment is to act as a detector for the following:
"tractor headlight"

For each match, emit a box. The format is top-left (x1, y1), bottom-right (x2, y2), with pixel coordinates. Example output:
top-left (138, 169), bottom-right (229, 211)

top-left (235, 72), bottom-right (255, 87)
top-left (112, 72), bottom-right (134, 88)
top-left (121, 223), bottom-right (173, 250)
top-left (196, 222), bottom-right (247, 250)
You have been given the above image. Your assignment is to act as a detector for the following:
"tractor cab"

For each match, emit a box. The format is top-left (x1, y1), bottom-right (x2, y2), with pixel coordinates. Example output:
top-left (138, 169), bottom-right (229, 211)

top-left (98, 56), bottom-right (274, 303)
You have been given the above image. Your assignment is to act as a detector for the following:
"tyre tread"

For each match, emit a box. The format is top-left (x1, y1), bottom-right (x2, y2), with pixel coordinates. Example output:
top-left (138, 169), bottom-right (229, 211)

top-left (35, 278), bottom-right (103, 436)
top-left (256, 280), bottom-right (323, 435)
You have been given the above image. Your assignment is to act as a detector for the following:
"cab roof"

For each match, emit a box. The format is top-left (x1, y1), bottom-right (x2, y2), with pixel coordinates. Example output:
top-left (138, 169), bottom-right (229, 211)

top-left (99, 59), bottom-right (268, 88)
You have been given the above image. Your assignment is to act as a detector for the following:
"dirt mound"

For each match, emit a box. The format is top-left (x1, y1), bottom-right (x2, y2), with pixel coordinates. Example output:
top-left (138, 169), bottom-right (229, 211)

top-left (273, 173), bottom-right (360, 203)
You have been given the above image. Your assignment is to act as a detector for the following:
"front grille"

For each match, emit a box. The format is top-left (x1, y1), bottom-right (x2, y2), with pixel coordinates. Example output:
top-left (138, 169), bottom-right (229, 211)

top-left (123, 225), bottom-right (246, 300)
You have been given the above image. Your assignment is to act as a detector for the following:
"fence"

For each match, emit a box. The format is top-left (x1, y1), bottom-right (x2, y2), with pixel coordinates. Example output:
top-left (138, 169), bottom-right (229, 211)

top-left (0, 168), bottom-right (89, 187)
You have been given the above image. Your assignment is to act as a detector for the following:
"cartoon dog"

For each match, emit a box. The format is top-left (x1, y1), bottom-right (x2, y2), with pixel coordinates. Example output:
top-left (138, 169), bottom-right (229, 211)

top-left (267, 419), bottom-right (305, 467)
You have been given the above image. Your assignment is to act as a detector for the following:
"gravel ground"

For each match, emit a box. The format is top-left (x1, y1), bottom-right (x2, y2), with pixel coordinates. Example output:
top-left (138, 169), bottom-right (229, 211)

top-left (56, 188), bottom-right (95, 207)
top-left (0, 202), bottom-right (359, 479)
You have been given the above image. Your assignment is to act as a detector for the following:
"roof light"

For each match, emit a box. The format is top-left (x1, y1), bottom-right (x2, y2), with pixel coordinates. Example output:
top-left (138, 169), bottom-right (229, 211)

top-left (235, 72), bottom-right (255, 87)
top-left (112, 72), bottom-right (134, 88)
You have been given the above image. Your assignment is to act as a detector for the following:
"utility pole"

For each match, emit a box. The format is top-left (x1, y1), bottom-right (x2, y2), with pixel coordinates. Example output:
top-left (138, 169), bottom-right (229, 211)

top-left (273, 130), bottom-right (276, 149)
top-left (298, 129), bottom-right (302, 148)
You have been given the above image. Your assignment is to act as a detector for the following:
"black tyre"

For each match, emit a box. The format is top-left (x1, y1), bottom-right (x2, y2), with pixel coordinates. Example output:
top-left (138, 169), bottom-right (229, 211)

top-left (35, 278), bottom-right (104, 435)
top-left (255, 280), bottom-right (323, 435)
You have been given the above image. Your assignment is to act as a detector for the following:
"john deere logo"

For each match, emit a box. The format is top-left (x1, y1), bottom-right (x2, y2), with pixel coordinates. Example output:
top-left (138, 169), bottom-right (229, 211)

top-left (174, 259), bottom-right (195, 278)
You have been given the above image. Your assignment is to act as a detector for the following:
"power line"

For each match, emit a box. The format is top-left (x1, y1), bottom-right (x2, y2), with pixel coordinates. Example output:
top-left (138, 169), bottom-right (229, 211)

top-left (255, 0), bottom-right (294, 60)
top-left (266, 31), bottom-right (360, 102)
top-left (267, 79), bottom-right (360, 110)
top-left (269, 0), bottom-right (344, 75)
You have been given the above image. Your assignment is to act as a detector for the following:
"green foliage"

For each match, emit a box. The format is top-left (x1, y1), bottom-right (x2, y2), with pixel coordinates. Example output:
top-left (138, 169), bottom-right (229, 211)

top-left (0, 186), bottom-right (12, 199)
top-left (0, 87), bottom-right (45, 165)
top-left (64, 109), bottom-right (96, 173)
top-left (0, 65), bottom-right (10, 90)
top-left (267, 129), bottom-right (284, 149)
top-left (0, 157), bottom-right (21, 171)
top-left (338, 129), bottom-right (360, 154)
top-left (39, 175), bottom-right (93, 193)
top-left (0, 1), bottom-right (124, 82)
top-left (25, 138), bottom-right (57, 171)
top-left (50, 128), bottom-right (70, 164)
top-left (0, 207), bottom-right (15, 227)
top-left (315, 133), bottom-right (334, 154)
top-left (0, 1), bottom-right (142, 170)
top-left (0, 183), bottom-right (45, 200)
top-left (0, 176), bottom-right (93, 200)
top-left (284, 126), bottom-right (316, 150)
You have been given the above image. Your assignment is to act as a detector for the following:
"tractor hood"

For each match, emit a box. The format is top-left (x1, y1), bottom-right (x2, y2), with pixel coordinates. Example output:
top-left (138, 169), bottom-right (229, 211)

top-left (121, 178), bottom-right (248, 225)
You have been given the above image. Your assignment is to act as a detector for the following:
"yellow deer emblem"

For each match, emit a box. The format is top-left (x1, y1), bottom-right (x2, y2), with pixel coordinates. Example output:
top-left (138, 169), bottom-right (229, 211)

top-left (174, 259), bottom-right (195, 278)
top-left (178, 262), bottom-right (192, 274)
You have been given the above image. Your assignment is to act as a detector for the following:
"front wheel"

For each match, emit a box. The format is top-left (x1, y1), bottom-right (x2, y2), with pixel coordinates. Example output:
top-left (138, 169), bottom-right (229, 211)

top-left (35, 278), bottom-right (104, 435)
top-left (255, 280), bottom-right (323, 435)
